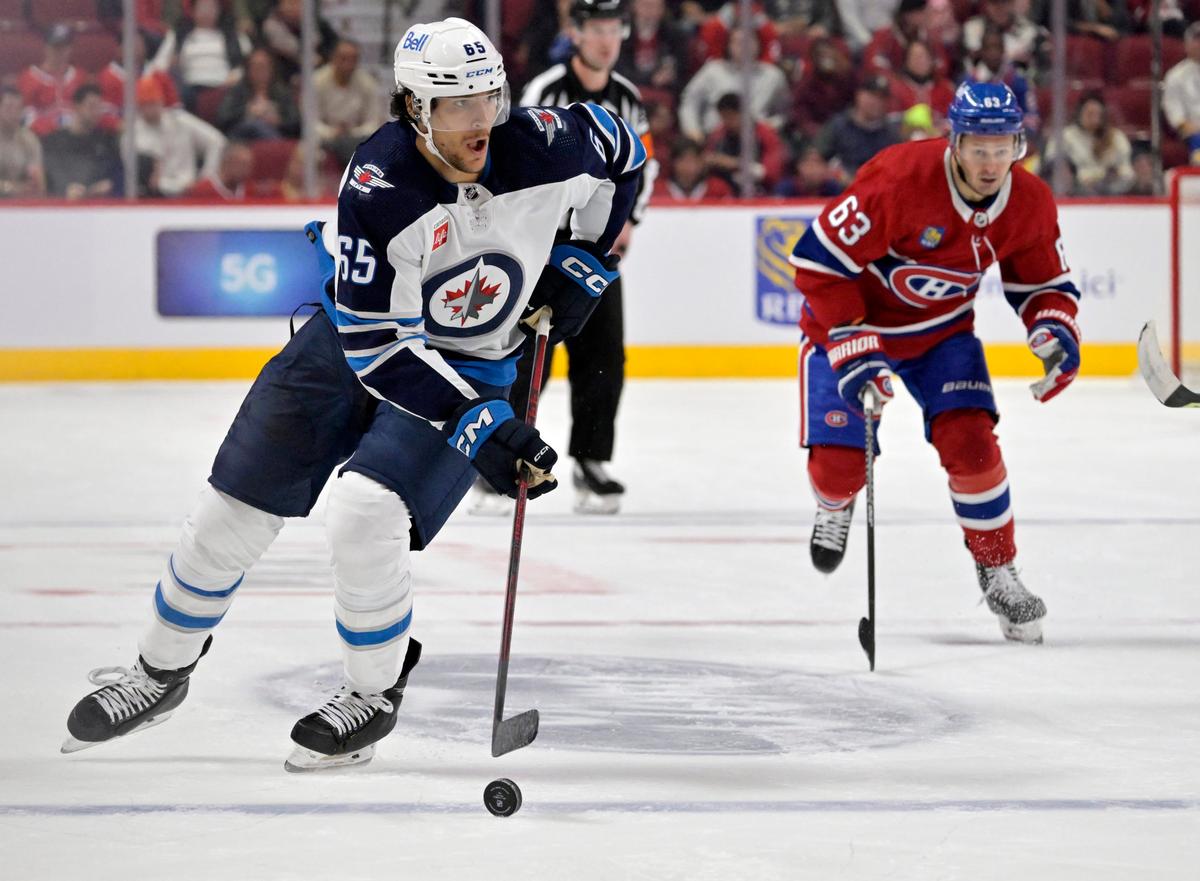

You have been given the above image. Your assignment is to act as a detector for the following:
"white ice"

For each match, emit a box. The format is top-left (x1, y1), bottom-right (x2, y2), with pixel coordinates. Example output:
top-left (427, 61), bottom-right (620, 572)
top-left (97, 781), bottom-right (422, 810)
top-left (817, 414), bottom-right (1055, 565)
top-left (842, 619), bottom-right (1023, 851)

top-left (1, 377), bottom-right (1198, 880)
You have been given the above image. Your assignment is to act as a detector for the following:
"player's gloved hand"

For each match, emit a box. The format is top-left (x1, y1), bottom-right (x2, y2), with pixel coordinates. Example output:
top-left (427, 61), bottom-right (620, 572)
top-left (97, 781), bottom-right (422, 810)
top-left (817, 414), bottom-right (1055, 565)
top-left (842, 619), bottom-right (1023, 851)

top-left (826, 328), bottom-right (896, 415)
top-left (522, 240), bottom-right (619, 343)
top-left (304, 220), bottom-right (336, 298)
top-left (1026, 309), bottom-right (1081, 403)
top-left (442, 397), bottom-right (558, 499)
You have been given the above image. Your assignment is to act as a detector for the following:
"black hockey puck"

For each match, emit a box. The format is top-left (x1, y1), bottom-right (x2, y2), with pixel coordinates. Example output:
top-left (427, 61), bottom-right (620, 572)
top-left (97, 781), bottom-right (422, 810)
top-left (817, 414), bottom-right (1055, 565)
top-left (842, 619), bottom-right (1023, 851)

top-left (483, 778), bottom-right (523, 817)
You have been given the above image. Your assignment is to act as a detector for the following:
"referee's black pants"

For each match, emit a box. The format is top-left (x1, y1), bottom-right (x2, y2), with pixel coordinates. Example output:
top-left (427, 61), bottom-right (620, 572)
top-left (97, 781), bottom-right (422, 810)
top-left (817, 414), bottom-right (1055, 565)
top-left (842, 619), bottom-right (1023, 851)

top-left (510, 277), bottom-right (624, 463)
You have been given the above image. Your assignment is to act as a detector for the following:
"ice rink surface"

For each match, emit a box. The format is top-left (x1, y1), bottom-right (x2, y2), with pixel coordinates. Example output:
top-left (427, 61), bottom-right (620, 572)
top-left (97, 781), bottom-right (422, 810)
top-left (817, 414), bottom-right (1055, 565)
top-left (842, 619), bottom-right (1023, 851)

top-left (1, 376), bottom-right (1198, 879)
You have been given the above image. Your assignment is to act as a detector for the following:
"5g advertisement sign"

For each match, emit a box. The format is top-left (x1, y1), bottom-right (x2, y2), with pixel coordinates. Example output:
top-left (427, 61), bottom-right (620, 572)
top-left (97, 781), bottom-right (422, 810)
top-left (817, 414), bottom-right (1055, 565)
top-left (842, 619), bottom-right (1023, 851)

top-left (156, 229), bottom-right (319, 317)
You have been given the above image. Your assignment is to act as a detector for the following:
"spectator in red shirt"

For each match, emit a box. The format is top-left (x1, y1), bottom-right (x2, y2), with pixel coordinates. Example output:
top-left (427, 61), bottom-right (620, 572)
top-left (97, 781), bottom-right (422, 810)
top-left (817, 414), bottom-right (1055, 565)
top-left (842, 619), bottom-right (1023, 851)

top-left (704, 91), bottom-right (788, 194)
top-left (791, 36), bottom-right (856, 139)
top-left (693, 2), bottom-right (781, 67)
top-left (18, 24), bottom-right (87, 138)
top-left (617, 0), bottom-right (691, 95)
top-left (98, 30), bottom-right (181, 113)
top-left (885, 40), bottom-right (955, 122)
top-left (186, 140), bottom-right (252, 200)
top-left (652, 137), bottom-right (734, 199)
top-left (864, 0), bottom-right (951, 76)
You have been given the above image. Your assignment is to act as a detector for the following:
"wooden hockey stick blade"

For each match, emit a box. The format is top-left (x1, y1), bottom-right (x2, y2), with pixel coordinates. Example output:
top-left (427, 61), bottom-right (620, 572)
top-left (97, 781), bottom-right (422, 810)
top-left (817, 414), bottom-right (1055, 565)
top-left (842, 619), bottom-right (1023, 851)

top-left (491, 709), bottom-right (539, 757)
top-left (1138, 321), bottom-right (1200, 408)
top-left (857, 617), bottom-right (875, 671)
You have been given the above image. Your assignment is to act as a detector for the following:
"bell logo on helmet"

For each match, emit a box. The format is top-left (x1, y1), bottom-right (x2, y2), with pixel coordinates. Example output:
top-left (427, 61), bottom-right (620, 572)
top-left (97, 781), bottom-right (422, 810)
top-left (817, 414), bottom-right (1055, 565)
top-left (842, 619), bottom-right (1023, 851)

top-left (401, 31), bottom-right (430, 52)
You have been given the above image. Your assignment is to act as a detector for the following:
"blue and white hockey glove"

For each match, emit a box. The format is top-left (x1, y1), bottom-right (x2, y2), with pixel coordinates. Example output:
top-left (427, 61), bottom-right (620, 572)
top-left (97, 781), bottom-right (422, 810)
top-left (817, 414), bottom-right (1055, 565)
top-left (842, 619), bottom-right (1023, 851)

top-left (1027, 309), bottom-right (1081, 403)
top-left (443, 397), bottom-right (559, 499)
top-left (825, 328), bottom-right (896, 415)
top-left (523, 240), bottom-right (620, 343)
top-left (303, 220), bottom-right (336, 298)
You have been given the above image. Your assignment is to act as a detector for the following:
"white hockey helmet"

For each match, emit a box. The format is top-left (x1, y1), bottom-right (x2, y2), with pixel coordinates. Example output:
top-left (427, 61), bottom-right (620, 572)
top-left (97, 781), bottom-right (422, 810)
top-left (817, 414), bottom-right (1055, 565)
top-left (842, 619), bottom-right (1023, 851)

top-left (393, 17), bottom-right (510, 145)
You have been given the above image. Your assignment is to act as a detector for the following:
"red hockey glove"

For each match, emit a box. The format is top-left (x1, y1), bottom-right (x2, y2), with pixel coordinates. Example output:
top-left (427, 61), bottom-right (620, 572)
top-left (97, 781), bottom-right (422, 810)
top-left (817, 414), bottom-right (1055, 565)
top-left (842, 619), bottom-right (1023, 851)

top-left (1026, 309), bottom-right (1081, 403)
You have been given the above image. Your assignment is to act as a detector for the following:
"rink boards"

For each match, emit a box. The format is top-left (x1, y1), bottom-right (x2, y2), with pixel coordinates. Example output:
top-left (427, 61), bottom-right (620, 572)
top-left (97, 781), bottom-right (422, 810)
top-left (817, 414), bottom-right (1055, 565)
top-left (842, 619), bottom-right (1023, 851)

top-left (0, 198), bottom-right (1184, 380)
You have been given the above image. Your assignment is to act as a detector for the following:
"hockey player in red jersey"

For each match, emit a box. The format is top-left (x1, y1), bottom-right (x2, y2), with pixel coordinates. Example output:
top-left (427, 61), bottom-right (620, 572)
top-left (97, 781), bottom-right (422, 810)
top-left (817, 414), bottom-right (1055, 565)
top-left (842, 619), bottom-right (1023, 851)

top-left (789, 81), bottom-right (1081, 643)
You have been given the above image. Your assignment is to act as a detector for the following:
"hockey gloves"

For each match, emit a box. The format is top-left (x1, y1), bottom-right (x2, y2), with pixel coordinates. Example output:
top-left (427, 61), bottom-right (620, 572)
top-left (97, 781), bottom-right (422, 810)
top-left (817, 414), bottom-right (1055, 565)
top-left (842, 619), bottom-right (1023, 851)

top-left (1026, 309), bottom-right (1081, 403)
top-left (826, 328), bottom-right (895, 415)
top-left (443, 397), bottom-right (558, 499)
top-left (523, 241), bottom-right (620, 343)
top-left (304, 220), bottom-right (337, 298)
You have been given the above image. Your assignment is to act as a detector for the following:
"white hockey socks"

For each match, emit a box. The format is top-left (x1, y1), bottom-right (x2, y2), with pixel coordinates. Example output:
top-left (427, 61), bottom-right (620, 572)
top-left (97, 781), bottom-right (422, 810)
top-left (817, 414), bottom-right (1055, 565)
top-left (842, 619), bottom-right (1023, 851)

top-left (139, 485), bottom-right (283, 670)
top-left (326, 472), bottom-right (414, 695)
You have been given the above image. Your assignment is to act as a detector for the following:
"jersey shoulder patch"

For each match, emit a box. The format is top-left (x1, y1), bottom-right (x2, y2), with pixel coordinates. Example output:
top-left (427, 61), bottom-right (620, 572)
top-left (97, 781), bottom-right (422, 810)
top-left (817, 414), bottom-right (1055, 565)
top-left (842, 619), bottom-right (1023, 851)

top-left (339, 122), bottom-right (440, 229)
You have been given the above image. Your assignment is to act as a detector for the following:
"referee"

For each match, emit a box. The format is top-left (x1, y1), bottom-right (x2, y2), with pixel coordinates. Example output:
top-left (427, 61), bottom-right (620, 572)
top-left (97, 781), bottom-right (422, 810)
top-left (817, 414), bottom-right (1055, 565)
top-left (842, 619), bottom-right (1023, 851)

top-left (474, 0), bottom-right (656, 515)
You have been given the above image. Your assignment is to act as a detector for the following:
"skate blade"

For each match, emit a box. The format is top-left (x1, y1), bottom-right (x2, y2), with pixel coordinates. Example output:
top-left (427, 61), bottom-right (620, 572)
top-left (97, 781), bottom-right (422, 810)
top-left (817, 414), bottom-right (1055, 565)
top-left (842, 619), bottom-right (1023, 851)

top-left (284, 743), bottom-right (376, 773)
top-left (573, 490), bottom-right (620, 515)
top-left (60, 712), bottom-right (174, 754)
top-left (1000, 618), bottom-right (1044, 644)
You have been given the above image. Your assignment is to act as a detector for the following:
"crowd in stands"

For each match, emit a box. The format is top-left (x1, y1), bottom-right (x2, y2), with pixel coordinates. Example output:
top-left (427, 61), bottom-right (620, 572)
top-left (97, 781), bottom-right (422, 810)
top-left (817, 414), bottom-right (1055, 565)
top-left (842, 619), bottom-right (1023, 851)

top-left (1, 0), bottom-right (1199, 200)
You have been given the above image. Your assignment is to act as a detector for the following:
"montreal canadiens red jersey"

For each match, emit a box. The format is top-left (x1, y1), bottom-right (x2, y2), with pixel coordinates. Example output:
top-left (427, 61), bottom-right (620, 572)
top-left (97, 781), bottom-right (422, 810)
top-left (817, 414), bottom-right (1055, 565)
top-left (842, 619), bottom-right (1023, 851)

top-left (789, 138), bottom-right (1081, 360)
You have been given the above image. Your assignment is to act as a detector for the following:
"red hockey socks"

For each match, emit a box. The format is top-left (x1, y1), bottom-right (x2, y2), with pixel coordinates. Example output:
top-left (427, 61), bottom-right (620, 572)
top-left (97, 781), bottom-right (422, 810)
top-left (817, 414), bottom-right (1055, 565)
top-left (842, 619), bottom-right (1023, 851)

top-left (807, 444), bottom-right (866, 511)
top-left (930, 409), bottom-right (1016, 566)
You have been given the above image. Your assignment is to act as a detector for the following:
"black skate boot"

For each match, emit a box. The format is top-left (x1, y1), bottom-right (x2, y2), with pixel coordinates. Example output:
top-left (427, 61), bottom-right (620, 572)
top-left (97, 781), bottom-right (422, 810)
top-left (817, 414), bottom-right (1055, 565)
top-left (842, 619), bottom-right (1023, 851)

top-left (976, 561), bottom-right (1047, 644)
top-left (573, 459), bottom-right (624, 514)
top-left (61, 635), bottom-right (213, 754)
top-left (285, 638), bottom-right (422, 772)
top-left (810, 501), bottom-right (855, 574)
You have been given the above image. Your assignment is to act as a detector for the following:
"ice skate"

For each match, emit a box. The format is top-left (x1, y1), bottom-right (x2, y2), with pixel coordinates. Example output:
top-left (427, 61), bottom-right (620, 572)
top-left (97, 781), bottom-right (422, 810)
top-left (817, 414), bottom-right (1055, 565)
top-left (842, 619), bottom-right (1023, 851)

top-left (468, 478), bottom-right (514, 516)
top-left (285, 638), bottom-right (422, 772)
top-left (810, 501), bottom-right (854, 574)
top-left (573, 459), bottom-right (623, 514)
top-left (61, 635), bottom-right (212, 754)
top-left (976, 562), bottom-right (1046, 643)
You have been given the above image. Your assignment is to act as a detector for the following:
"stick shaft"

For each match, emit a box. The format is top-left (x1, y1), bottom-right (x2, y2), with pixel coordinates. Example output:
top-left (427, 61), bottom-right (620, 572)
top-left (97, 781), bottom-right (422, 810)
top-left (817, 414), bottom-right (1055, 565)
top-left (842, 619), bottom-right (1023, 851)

top-left (493, 315), bottom-right (551, 728)
top-left (864, 399), bottom-right (876, 669)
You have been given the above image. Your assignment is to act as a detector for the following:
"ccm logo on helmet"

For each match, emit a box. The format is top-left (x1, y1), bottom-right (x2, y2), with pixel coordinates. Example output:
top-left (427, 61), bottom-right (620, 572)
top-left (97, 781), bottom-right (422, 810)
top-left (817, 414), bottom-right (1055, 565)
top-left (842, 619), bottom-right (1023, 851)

top-left (888, 265), bottom-right (980, 308)
top-left (561, 256), bottom-right (611, 295)
top-left (466, 67), bottom-right (494, 77)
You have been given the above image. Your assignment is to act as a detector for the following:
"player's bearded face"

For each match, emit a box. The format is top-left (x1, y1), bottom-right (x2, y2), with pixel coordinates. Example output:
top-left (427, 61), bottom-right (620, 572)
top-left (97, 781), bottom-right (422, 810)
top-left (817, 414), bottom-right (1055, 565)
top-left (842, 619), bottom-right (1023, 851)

top-left (954, 134), bottom-right (1018, 197)
top-left (427, 89), bottom-right (508, 173)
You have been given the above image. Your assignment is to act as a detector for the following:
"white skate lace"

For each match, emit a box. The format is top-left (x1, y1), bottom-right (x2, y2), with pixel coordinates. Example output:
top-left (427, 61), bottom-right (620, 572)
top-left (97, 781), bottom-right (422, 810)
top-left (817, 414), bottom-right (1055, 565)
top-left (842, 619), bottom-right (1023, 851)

top-left (315, 688), bottom-right (395, 737)
top-left (86, 663), bottom-right (168, 724)
top-left (981, 563), bottom-right (1033, 604)
top-left (812, 506), bottom-right (853, 552)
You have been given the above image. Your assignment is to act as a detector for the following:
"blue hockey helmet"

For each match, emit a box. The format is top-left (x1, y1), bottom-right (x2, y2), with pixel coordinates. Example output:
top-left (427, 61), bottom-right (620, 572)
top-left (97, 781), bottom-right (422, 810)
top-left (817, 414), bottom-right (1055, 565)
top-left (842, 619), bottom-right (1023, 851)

top-left (948, 81), bottom-right (1026, 158)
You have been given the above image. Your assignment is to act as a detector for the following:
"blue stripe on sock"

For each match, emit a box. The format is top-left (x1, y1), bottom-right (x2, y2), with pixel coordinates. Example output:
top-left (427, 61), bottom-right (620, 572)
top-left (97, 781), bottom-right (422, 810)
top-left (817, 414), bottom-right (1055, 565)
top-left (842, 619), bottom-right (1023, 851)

top-left (952, 490), bottom-right (1011, 523)
top-left (154, 582), bottom-right (226, 630)
top-left (169, 556), bottom-right (243, 599)
top-left (336, 608), bottom-right (413, 647)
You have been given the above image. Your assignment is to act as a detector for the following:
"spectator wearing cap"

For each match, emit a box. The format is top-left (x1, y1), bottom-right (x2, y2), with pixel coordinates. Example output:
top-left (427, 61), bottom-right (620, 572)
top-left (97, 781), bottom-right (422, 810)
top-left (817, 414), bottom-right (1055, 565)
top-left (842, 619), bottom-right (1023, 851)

top-left (18, 24), bottom-right (88, 138)
top-left (886, 40), bottom-right (955, 123)
top-left (131, 76), bottom-right (226, 197)
top-left (313, 40), bottom-right (383, 166)
top-left (962, 24), bottom-right (1038, 133)
top-left (1044, 92), bottom-right (1133, 194)
top-left (703, 91), bottom-right (788, 194)
top-left (99, 30), bottom-right (181, 114)
top-left (617, 0), bottom-right (690, 95)
top-left (261, 0), bottom-right (340, 85)
top-left (816, 74), bottom-right (901, 175)
top-left (186, 140), bottom-right (253, 200)
top-left (0, 87), bottom-right (46, 197)
top-left (774, 144), bottom-right (843, 197)
top-left (216, 48), bottom-right (300, 140)
top-left (962, 0), bottom-right (1043, 70)
top-left (153, 0), bottom-right (252, 108)
top-left (791, 36), bottom-right (856, 139)
top-left (836, 0), bottom-right (900, 51)
top-left (864, 0), bottom-right (949, 76)
top-left (651, 137), bottom-right (734, 200)
top-left (678, 28), bottom-right (789, 141)
top-left (1164, 21), bottom-right (1200, 164)
top-left (42, 85), bottom-right (123, 199)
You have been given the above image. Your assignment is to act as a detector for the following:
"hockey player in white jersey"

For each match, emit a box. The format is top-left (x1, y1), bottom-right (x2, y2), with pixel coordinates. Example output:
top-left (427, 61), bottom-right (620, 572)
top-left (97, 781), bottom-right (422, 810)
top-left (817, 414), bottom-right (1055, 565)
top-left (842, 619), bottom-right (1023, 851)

top-left (61, 17), bottom-right (645, 771)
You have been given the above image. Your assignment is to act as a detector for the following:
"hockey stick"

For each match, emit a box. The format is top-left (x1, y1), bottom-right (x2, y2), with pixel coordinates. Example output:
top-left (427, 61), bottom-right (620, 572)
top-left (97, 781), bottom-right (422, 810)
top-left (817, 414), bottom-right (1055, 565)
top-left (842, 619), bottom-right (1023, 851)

top-left (1138, 321), bottom-right (1200, 408)
top-left (857, 389), bottom-right (878, 671)
top-left (490, 310), bottom-right (552, 758)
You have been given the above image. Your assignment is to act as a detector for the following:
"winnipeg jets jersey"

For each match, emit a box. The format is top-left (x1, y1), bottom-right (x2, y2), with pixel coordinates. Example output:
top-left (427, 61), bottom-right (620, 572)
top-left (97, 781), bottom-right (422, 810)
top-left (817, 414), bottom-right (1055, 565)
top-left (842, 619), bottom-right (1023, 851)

top-left (789, 138), bottom-right (1081, 360)
top-left (330, 102), bottom-right (645, 424)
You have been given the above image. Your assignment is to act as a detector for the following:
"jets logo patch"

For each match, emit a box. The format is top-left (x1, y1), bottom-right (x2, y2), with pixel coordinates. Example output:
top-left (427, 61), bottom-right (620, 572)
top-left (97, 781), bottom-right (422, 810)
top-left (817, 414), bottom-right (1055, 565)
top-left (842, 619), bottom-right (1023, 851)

top-left (421, 252), bottom-right (525, 338)
top-left (526, 107), bottom-right (564, 147)
top-left (348, 163), bottom-right (394, 194)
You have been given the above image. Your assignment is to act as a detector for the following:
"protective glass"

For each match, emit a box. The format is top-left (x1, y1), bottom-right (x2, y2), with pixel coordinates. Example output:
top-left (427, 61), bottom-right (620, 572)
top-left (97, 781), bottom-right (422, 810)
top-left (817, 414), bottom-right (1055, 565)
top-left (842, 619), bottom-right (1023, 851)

top-left (428, 84), bottom-right (511, 132)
